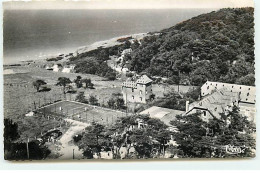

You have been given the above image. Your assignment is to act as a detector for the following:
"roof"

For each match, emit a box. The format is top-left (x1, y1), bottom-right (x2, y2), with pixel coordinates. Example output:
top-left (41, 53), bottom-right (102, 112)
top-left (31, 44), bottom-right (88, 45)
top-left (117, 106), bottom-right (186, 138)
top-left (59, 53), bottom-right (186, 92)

top-left (122, 75), bottom-right (153, 88)
top-left (202, 81), bottom-right (255, 103)
top-left (136, 75), bottom-right (153, 84)
top-left (189, 89), bottom-right (239, 119)
top-left (140, 106), bottom-right (184, 125)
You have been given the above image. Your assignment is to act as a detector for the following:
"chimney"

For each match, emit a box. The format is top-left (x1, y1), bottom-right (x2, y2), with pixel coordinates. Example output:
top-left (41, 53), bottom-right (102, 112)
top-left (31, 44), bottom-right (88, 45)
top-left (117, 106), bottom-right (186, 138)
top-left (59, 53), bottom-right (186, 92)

top-left (185, 100), bottom-right (189, 112)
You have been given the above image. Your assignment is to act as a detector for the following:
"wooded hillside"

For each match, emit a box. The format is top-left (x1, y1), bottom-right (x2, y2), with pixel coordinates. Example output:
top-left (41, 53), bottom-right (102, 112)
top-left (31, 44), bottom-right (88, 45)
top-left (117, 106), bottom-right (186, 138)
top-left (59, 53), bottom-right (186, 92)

top-left (128, 8), bottom-right (255, 86)
top-left (69, 8), bottom-right (254, 86)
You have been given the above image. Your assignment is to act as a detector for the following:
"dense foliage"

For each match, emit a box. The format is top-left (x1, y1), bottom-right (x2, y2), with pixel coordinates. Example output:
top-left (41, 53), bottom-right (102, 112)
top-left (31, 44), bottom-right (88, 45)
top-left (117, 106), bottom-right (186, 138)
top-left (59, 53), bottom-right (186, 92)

top-left (56, 77), bottom-right (72, 94)
top-left (4, 118), bottom-right (51, 160)
top-left (74, 115), bottom-right (173, 159)
top-left (170, 106), bottom-right (256, 158)
top-left (68, 43), bottom-right (129, 80)
top-left (126, 8), bottom-right (254, 86)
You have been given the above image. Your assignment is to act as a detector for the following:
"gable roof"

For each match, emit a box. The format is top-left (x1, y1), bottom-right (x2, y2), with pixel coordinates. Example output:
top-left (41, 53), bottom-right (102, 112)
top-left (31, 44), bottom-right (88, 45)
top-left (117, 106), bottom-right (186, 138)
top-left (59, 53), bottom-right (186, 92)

top-left (201, 81), bottom-right (255, 103)
top-left (189, 89), bottom-right (239, 119)
top-left (122, 75), bottom-right (153, 88)
top-left (136, 75), bottom-right (153, 84)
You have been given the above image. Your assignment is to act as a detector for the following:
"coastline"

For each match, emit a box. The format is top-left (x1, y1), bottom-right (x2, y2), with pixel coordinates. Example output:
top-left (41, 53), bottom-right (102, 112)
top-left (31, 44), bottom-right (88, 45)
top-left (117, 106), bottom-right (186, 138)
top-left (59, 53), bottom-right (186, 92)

top-left (3, 32), bottom-right (149, 66)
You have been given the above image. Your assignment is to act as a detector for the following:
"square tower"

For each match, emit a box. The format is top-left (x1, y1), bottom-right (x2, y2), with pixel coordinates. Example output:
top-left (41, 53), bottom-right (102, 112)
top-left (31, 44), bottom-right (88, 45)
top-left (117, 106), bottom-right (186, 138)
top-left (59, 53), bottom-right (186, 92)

top-left (122, 75), bottom-right (153, 104)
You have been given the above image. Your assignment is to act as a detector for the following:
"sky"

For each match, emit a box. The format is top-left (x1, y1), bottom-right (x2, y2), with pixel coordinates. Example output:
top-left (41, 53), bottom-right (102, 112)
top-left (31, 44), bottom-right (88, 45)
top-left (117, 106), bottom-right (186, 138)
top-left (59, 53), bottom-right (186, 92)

top-left (3, 0), bottom-right (254, 10)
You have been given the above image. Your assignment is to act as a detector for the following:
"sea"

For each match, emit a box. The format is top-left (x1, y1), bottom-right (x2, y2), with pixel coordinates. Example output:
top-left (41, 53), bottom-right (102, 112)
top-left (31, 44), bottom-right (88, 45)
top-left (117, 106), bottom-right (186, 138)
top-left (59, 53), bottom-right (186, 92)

top-left (3, 9), bottom-right (216, 64)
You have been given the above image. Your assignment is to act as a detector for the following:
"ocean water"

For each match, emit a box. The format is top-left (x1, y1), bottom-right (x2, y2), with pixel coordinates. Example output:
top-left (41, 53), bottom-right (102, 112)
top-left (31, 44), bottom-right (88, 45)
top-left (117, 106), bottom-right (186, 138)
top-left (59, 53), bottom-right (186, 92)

top-left (3, 9), bottom-right (215, 64)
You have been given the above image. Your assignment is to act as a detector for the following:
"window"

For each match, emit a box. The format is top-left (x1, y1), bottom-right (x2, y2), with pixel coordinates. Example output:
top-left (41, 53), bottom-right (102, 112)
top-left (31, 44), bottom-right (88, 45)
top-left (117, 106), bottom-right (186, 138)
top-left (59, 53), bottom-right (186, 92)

top-left (203, 111), bottom-right (206, 116)
top-left (140, 90), bottom-right (142, 95)
top-left (132, 96), bottom-right (134, 100)
top-left (247, 93), bottom-right (249, 96)
top-left (232, 86), bottom-right (234, 88)
top-left (249, 88), bottom-right (251, 90)
top-left (140, 97), bottom-right (142, 101)
top-left (132, 88), bottom-right (134, 92)
top-left (207, 86), bottom-right (209, 90)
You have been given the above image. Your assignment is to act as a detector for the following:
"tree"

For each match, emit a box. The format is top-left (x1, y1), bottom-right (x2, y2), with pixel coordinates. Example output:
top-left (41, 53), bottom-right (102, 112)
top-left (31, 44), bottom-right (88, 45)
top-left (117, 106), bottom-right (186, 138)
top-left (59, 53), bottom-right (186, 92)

top-left (5, 140), bottom-right (51, 160)
top-left (56, 77), bottom-right (72, 94)
top-left (75, 92), bottom-right (88, 104)
top-left (129, 129), bottom-right (153, 158)
top-left (4, 119), bottom-right (19, 142)
top-left (170, 106), bottom-right (256, 158)
top-left (76, 123), bottom-right (106, 158)
top-left (235, 73), bottom-right (255, 86)
top-left (105, 71), bottom-right (116, 81)
top-left (89, 95), bottom-right (99, 106)
top-left (4, 118), bottom-right (51, 160)
top-left (107, 98), bottom-right (116, 109)
top-left (33, 80), bottom-right (47, 92)
top-left (74, 75), bottom-right (82, 88)
top-left (82, 78), bottom-right (94, 89)
top-left (115, 98), bottom-right (125, 110)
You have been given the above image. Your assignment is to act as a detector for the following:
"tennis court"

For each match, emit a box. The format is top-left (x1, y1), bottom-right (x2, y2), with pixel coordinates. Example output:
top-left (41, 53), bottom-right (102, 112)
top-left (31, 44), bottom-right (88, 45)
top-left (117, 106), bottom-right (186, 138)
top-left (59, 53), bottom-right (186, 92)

top-left (37, 100), bottom-right (127, 125)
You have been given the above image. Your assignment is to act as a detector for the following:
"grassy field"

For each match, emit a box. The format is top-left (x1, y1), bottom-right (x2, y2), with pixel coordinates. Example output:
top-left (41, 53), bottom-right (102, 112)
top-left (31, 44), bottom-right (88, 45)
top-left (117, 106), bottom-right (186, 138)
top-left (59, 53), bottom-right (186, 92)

top-left (4, 65), bottom-right (195, 121)
top-left (3, 65), bottom-right (121, 119)
top-left (37, 100), bottom-right (126, 125)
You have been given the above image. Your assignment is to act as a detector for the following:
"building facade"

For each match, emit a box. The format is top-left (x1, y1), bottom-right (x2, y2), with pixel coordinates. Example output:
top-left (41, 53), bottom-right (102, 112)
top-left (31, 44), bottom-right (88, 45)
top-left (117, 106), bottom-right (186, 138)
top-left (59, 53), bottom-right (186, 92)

top-left (122, 75), bottom-right (153, 104)
top-left (186, 81), bottom-right (256, 122)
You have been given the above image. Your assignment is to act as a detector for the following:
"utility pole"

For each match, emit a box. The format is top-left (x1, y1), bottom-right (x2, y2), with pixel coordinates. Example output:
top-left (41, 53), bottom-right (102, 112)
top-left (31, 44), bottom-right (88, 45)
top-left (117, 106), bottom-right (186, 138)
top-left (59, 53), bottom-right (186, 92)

top-left (125, 89), bottom-right (128, 116)
top-left (26, 138), bottom-right (30, 160)
top-left (178, 70), bottom-right (180, 93)
top-left (73, 149), bottom-right (75, 159)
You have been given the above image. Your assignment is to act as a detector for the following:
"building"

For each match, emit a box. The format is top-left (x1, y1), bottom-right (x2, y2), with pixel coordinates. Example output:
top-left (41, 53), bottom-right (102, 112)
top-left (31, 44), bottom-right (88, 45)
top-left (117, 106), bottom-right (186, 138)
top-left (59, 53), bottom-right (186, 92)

top-left (201, 81), bottom-right (255, 103)
top-left (140, 106), bottom-right (185, 125)
top-left (62, 64), bottom-right (76, 73)
top-left (122, 75), bottom-right (153, 104)
top-left (53, 64), bottom-right (63, 72)
top-left (186, 81), bottom-right (256, 122)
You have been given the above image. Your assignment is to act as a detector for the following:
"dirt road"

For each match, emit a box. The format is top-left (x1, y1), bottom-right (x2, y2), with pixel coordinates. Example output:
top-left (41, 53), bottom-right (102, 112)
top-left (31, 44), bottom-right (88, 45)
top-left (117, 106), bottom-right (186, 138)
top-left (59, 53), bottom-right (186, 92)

top-left (58, 119), bottom-right (89, 160)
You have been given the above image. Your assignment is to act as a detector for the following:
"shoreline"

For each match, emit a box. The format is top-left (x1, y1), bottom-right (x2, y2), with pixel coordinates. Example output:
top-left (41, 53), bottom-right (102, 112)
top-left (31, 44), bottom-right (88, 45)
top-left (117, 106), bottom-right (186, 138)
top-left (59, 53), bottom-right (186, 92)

top-left (3, 32), bottom-right (149, 66)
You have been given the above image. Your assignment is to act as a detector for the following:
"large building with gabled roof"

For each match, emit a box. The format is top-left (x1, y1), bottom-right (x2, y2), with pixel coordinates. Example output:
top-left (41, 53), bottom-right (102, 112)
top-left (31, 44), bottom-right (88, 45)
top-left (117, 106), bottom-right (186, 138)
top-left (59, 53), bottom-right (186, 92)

top-left (186, 81), bottom-right (256, 122)
top-left (122, 75), bottom-right (153, 104)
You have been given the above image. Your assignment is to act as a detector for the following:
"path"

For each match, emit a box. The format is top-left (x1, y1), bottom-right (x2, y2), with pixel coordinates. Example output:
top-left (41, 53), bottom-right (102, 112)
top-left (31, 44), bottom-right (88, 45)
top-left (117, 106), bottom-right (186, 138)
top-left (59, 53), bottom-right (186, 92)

top-left (58, 118), bottom-right (89, 160)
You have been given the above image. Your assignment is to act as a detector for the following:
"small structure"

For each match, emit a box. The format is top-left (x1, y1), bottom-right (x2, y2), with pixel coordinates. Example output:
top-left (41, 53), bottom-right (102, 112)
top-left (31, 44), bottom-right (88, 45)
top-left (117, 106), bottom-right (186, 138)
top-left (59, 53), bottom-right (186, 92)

top-left (100, 151), bottom-right (113, 159)
top-left (140, 106), bottom-right (184, 125)
top-left (53, 64), bottom-right (63, 72)
top-left (122, 75), bottom-right (153, 104)
top-left (62, 64), bottom-right (76, 73)
top-left (25, 111), bottom-right (34, 117)
top-left (45, 65), bottom-right (53, 70)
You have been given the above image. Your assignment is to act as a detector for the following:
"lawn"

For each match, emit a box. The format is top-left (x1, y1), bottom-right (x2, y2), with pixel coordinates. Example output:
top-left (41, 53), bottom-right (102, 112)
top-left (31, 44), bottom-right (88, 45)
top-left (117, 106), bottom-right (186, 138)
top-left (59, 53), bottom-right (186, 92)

top-left (3, 65), bottom-right (121, 119)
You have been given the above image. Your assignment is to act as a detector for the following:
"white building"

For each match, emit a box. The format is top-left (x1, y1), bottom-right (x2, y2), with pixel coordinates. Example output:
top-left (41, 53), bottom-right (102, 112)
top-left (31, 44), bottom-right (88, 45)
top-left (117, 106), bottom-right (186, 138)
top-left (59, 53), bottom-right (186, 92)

top-left (62, 64), bottom-right (76, 73)
top-left (186, 81), bottom-right (256, 122)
